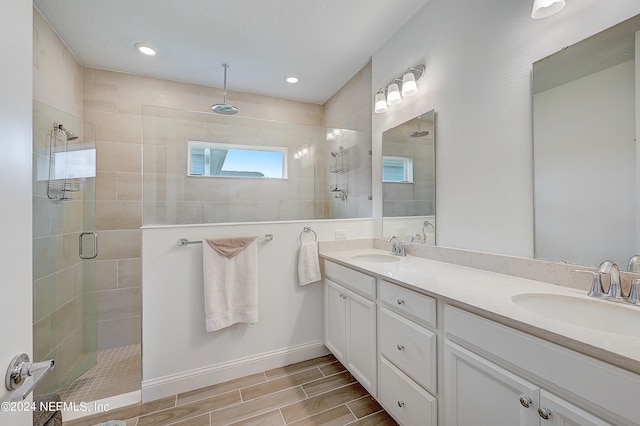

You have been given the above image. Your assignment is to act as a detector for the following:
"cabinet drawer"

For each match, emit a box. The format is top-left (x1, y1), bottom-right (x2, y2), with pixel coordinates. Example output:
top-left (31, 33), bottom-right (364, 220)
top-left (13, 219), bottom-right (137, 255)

top-left (380, 280), bottom-right (436, 327)
top-left (379, 307), bottom-right (437, 393)
top-left (325, 260), bottom-right (376, 299)
top-left (379, 356), bottom-right (437, 426)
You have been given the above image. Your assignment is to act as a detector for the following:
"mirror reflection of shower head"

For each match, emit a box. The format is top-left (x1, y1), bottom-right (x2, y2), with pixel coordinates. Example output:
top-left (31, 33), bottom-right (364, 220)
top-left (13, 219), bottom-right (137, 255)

top-left (410, 115), bottom-right (429, 138)
top-left (54, 123), bottom-right (79, 140)
top-left (211, 63), bottom-right (239, 115)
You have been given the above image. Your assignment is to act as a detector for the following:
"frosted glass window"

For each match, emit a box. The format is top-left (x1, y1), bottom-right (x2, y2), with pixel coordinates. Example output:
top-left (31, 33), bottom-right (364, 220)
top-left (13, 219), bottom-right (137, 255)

top-left (383, 156), bottom-right (413, 183)
top-left (188, 141), bottom-right (287, 178)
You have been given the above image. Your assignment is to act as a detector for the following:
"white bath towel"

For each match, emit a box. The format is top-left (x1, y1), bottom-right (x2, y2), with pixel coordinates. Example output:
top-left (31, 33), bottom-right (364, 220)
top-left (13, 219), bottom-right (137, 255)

top-left (298, 241), bottom-right (321, 286)
top-left (203, 237), bottom-right (258, 332)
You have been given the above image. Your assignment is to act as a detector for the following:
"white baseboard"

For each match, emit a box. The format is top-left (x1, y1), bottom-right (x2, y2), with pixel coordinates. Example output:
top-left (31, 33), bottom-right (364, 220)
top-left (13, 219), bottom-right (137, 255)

top-left (141, 341), bottom-right (329, 402)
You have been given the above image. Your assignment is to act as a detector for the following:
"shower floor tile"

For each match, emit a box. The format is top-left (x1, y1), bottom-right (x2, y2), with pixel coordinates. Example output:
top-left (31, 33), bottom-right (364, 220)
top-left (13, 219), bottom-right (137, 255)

top-left (58, 344), bottom-right (141, 403)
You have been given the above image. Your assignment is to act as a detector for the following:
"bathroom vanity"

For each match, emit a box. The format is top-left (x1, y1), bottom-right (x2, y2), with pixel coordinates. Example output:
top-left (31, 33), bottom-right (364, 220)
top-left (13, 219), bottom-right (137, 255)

top-left (321, 246), bottom-right (640, 426)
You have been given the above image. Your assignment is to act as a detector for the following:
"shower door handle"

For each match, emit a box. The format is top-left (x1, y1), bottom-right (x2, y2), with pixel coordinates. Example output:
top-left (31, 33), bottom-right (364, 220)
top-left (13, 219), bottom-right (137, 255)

top-left (79, 232), bottom-right (98, 259)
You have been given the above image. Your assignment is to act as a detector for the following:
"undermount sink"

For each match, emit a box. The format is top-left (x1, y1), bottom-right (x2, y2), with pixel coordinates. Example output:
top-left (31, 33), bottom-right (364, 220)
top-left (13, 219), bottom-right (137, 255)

top-left (511, 293), bottom-right (640, 337)
top-left (350, 253), bottom-right (400, 263)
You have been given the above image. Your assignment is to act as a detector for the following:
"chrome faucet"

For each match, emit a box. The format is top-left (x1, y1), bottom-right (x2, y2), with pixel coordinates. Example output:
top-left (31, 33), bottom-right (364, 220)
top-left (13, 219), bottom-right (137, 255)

top-left (388, 236), bottom-right (406, 256)
top-left (598, 260), bottom-right (623, 300)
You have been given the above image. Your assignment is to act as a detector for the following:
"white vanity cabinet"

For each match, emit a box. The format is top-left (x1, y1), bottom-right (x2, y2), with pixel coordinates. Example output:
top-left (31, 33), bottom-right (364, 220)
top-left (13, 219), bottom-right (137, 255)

top-left (377, 280), bottom-right (438, 425)
top-left (444, 305), bottom-right (636, 426)
top-left (324, 261), bottom-right (377, 396)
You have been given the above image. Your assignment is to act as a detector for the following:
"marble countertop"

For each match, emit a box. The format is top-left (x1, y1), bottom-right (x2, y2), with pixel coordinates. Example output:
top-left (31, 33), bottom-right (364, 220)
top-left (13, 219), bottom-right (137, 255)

top-left (320, 247), bottom-right (640, 375)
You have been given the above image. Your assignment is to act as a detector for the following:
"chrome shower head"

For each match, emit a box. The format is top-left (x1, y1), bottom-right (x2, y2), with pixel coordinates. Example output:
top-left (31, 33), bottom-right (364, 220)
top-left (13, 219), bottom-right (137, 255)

top-left (409, 115), bottom-right (429, 138)
top-left (211, 63), bottom-right (239, 115)
top-left (54, 123), bottom-right (79, 140)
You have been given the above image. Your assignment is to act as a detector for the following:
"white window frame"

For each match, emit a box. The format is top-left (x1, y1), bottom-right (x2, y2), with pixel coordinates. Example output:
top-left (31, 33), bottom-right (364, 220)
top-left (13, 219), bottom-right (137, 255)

top-left (382, 155), bottom-right (414, 183)
top-left (187, 140), bottom-right (288, 179)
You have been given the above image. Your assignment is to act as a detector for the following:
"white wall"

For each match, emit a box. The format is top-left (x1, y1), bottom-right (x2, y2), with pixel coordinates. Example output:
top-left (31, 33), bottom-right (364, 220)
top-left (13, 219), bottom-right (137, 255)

top-left (372, 0), bottom-right (640, 257)
top-left (0, 0), bottom-right (32, 424)
top-left (534, 61), bottom-right (635, 266)
top-left (141, 219), bottom-right (373, 400)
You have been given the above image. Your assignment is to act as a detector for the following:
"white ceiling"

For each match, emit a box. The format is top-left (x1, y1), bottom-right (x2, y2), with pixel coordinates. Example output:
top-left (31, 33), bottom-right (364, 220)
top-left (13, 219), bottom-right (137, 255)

top-left (34, 0), bottom-right (430, 104)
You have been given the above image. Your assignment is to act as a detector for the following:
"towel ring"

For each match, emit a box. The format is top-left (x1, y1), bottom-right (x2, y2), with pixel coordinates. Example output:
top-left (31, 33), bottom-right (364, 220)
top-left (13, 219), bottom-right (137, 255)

top-left (299, 227), bottom-right (317, 244)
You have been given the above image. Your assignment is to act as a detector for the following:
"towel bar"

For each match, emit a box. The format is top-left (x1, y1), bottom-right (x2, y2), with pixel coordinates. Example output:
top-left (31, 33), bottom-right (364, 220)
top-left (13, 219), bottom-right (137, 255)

top-left (178, 235), bottom-right (274, 246)
top-left (299, 227), bottom-right (317, 244)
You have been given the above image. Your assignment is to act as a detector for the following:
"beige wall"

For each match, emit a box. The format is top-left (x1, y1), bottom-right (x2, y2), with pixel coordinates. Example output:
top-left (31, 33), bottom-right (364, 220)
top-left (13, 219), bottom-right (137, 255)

top-left (33, 8), bottom-right (83, 118)
top-left (84, 69), bottom-right (325, 348)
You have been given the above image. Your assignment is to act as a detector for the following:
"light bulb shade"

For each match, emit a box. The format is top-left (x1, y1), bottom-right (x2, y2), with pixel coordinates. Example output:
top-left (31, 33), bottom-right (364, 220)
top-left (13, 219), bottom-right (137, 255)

top-left (402, 72), bottom-right (418, 97)
top-left (374, 91), bottom-right (389, 113)
top-left (387, 83), bottom-right (402, 106)
top-left (531, 0), bottom-right (565, 19)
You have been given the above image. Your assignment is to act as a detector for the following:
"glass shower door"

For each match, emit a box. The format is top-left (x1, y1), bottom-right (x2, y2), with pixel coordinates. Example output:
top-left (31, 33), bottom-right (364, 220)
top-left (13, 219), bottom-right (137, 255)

top-left (32, 100), bottom-right (97, 395)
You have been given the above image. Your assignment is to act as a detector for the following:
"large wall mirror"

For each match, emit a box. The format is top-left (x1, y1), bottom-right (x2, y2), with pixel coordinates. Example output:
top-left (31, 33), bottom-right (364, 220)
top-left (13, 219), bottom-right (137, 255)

top-left (533, 14), bottom-right (639, 268)
top-left (382, 109), bottom-right (436, 244)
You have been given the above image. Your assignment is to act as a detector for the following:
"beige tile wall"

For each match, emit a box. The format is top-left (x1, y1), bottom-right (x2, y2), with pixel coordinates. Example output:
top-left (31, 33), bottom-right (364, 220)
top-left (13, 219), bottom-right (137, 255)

top-left (323, 62), bottom-right (373, 219)
top-left (84, 68), bottom-right (325, 348)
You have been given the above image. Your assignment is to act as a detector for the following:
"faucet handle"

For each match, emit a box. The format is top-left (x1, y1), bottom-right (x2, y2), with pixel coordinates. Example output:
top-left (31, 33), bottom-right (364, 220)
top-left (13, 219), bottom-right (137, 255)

top-left (627, 279), bottom-right (640, 304)
top-left (574, 269), bottom-right (605, 297)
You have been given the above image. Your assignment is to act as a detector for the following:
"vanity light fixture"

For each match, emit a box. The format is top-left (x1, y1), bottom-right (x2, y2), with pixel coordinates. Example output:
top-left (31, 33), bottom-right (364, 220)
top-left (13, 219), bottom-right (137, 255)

top-left (386, 81), bottom-right (402, 106)
top-left (374, 64), bottom-right (425, 114)
top-left (531, 0), bottom-right (565, 19)
top-left (135, 43), bottom-right (157, 56)
top-left (374, 89), bottom-right (389, 114)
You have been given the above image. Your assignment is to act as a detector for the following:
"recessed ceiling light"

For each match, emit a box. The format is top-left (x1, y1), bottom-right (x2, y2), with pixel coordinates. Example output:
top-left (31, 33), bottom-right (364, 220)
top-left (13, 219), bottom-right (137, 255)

top-left (286, 76), bottom-right (299, 84)
top-left (135, 43), bottom-right (157, 56)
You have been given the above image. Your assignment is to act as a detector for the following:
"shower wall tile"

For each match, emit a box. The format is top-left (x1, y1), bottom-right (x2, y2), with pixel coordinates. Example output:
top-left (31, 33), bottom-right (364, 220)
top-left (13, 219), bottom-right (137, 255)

top-left (96, 201), bottom-right (142, 230)
top-left (118, 259), bottom-right (141, 289)
top-left (96, 230), bottom-right (141, 260)
top-left (84, 110), bottom-right (142, 144)
top-left (34, 275), bottom-right (55, 323)
top-left (33, 8), bottom-right (84, 118)
top-left (96, 260), bottom-right (118, 291)
top-left (117, 173), bottom-right (142, 201)
top-left (33, 235), bottom-right (62, 280)
top-left (33, 316), bottom-right (51, 360)
top-left (176, 202), bottom-right (206, 224)
top-left (97, 172), bottom-right (118, 201)
top-left (97, 316), bottom-right (141, 350)
top-left (96, 287), bottom-right (141, 321)
top-left (83, 80), bottom-right (119, 113)
top-left (96, 141), bottom-right (142, 173)
top-left (50, 296), bottom-right (82, 345)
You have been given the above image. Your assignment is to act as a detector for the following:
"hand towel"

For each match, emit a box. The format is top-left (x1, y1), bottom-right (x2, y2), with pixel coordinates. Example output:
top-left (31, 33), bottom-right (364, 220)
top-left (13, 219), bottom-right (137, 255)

top-left (298, 241), bottom-right (321, 285)
top-left (203, 237), bottom-right (258, 332)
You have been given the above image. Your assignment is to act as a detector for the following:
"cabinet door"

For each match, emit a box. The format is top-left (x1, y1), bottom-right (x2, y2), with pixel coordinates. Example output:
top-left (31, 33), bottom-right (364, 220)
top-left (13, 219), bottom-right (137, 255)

top-left (325, 279), bottom-right (348, 364)
top-left (347, 289), bottom-right (377, 395)
top-left (538, 390), bottom-right (613, 426)
top-left (444, 341), bottom-right (539, 426)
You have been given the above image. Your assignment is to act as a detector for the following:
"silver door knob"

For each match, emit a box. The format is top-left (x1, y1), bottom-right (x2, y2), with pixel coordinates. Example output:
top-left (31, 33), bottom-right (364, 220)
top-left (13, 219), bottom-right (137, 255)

top-left (519, 396), bottom-right (532, 408)
top-left (538, 408), bottom-right (551, 420)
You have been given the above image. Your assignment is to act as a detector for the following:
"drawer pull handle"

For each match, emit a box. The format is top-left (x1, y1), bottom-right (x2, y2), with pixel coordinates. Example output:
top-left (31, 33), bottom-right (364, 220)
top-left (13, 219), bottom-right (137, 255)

top-left (396, 344), bottom-right (405, 351)
top-left (397, 299), bottom-right (405, 305)
top-left (519, 396), bottom-right (532, 408)
top-left (397, 401), bottom-right (405, 408)
top-left (538, 408), bottom-right (551, 420)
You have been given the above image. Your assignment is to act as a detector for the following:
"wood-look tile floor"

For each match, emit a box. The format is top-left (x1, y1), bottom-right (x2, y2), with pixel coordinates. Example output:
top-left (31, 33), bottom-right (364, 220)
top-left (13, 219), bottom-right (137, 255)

top-left (64, 354), bottom-right (398, 426)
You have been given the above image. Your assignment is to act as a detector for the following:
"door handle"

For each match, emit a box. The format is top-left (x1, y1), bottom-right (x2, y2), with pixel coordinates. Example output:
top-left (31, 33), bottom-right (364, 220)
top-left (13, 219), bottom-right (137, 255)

top-left (79, 232), bottom-right (98, 259)
top-left (3, 354), bottom-right (55, 402)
